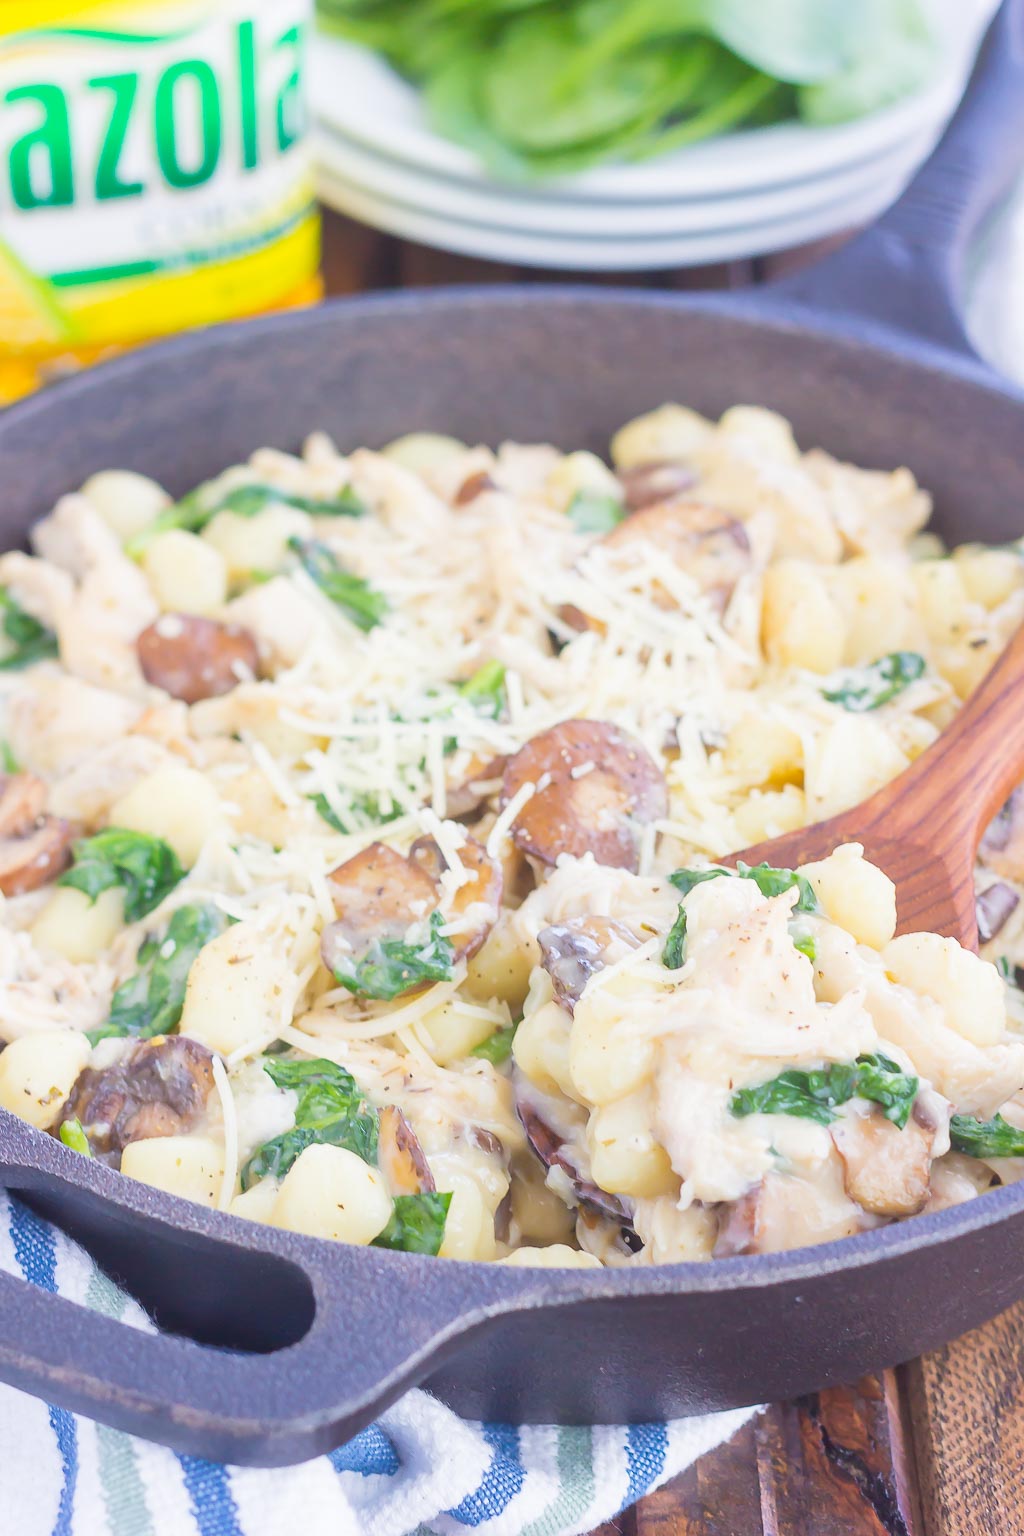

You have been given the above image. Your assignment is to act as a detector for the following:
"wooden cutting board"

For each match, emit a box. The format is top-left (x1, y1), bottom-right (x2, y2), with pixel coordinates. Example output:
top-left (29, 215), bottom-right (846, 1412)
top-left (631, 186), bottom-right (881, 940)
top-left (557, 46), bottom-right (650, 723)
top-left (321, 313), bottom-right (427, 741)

top-left (586, 1298), bottom-right (1024, 1535)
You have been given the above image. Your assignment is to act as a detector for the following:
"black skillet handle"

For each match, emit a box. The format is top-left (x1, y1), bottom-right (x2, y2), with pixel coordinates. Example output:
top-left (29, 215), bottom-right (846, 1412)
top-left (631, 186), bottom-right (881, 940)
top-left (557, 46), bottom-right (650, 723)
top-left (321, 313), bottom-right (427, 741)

top-left (0, 1114), bottom-right (519, 1466)
top-left (763, 0), bottom-right (1024, 359)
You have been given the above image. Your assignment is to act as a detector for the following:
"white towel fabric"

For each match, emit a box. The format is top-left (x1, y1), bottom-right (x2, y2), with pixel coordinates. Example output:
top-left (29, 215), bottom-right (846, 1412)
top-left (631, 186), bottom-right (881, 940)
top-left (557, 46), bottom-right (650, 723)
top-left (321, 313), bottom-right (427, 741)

top-left (0, 1191), bottom-right (757, 1536)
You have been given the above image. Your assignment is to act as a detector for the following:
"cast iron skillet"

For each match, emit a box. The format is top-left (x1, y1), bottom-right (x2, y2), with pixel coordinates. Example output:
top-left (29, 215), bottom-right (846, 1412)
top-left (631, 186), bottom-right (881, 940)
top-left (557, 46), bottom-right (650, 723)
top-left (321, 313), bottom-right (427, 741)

top-left (0, 2), bottom-right (1022, 1469)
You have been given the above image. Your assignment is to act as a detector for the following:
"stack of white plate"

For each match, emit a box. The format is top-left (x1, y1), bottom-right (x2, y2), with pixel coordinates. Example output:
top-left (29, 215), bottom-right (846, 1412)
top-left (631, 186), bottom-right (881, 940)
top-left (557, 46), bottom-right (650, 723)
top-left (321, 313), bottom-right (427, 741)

top-left (312, 0), bottom-right (998, 271)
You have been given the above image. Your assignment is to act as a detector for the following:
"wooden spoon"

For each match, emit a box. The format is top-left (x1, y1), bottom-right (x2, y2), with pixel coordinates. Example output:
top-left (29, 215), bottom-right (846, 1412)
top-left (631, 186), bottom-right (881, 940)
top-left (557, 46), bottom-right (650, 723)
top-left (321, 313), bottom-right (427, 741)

top-left (728, 623), bottom-right (1024, 948)
top-left (728, 622), bottom-right (1024, 1536)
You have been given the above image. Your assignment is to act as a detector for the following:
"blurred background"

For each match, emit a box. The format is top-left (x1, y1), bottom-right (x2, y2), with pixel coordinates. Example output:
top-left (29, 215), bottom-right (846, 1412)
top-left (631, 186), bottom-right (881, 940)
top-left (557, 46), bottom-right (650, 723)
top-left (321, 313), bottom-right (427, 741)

top-left (0, 0), bottom-right (1020, 401)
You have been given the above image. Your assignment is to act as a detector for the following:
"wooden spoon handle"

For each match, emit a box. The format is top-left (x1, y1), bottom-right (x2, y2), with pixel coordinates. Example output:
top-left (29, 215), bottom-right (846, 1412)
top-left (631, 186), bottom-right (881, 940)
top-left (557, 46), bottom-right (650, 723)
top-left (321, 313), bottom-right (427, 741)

top-left (860, 621), bottom-right (1024, 857)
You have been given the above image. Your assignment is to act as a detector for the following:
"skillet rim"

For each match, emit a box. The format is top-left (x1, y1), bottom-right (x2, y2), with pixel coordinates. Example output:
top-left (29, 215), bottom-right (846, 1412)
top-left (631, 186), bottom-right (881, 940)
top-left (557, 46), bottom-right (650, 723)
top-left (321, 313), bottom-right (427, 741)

top-left (2, 280), bottom-right (1023, 1303)
top-left (2, 280), bottom-right (1020, 446)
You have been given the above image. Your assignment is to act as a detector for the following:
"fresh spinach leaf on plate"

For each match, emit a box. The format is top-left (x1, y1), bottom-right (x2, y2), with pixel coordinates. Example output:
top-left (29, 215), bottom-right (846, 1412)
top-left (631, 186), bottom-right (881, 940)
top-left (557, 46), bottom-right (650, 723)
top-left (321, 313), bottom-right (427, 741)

top-left (317, 0), bottom-right (934, 177)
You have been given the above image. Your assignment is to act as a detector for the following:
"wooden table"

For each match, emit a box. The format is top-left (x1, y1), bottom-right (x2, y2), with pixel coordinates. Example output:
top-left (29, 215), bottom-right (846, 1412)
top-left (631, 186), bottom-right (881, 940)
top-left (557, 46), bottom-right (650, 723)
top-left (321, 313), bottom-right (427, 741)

top-left (318, 208), bottom-right (1024, 1536)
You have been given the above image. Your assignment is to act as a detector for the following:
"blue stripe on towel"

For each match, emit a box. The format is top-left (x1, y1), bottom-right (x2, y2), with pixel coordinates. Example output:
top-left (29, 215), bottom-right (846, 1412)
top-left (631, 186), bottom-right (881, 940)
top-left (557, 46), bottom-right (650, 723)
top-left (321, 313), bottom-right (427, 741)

top-left (329, 1423), bottom-right (401, 1476)
top-left (179, 1458), bottom-right (243, 1536)
top-left (446, 1422), bottom-right (525, 1525)
top-left (623, 1424), bottom-right (668, 1510)
top-left (10, 1199), bottom-right (79, 1536)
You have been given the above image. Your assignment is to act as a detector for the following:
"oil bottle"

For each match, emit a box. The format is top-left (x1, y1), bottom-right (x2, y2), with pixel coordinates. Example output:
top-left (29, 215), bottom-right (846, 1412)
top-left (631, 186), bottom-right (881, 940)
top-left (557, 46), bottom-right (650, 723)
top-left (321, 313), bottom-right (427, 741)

top-left (0, 0), bottom-right (321, 401)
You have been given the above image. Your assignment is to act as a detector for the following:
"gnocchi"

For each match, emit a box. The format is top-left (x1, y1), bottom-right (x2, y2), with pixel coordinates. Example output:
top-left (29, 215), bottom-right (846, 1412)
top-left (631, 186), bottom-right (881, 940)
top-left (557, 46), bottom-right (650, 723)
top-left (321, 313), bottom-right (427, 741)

top-left (0, 404), bottom-right (1022, 1272)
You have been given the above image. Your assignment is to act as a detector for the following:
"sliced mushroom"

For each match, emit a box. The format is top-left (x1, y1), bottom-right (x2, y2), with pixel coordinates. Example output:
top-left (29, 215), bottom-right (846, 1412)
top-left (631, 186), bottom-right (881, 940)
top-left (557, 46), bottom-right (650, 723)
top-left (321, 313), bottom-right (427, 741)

top-left (137, 614), bottom-right (259, 704)
top-left (713, 1184), bottom-right (764, 1258)
top-left (600, 500), bottom-right (751, 615)
top-left (454, 470), bottom-right (497, 506)
top-left (321, 834), bottom-right (502, 982)
top-left (464, 1124), bottom-right (504, 1158)
top-left (494, 1188), bottom-right (514, 1245)
top-left (618, 460), bottom-right (697, 513)
top-left (980, 790), bottom-right (1024, 882)
top-left (713, 1168), bottom-right (872, 1257)
top-left (409, 833), bottom-right (503, 960)
top-left (0, 772), bottom-right (75, 897)
top-left (321, 841), bottom-right (438, 979)
top-left (445, 753), bottom-right (508, 820)
top-left (377, 1104), bottom-right (435, 1195)
top-left (517, 1102), bottom-right (633, 1227)
top-left (59, 1035), bottom-right (215, 1165)
top-left (831, 1109), bottom-right (933, 1219)
top-left (500, 719), bottom-right (666, 871)
top-left (0, 773), bottom-right (46, 838)
top-left (538, 916), bottom-right (641, 1014)
top-left (977, 881), bottom-right (1020, 945)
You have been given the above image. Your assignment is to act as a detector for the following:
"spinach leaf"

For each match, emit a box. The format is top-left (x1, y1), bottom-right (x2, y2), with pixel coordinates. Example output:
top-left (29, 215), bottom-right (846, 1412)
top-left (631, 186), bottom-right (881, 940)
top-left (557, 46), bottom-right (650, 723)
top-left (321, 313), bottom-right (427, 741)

top-left (124, 488), bottom-right (209, 554)
top-left (662, 907), bottom-right (688, 969)
top-left (669, 861), bottom-right (819, 914)
top-left (690, 0), bottom-right (856, 84)
top-left (854, 1053), bottom-right (919, 1128)
top-left (241, 1056), bottom-right (380, 1189)
top-left (330, 910), bottom-right (456, 1002)
top-left (668, 867), bottom-right (729, 898)
top-left (667, 861), bottom-right (818, 970)
top-left (59, 1118), bottom-right (91, 1156)
top-left (0, 739), bottom-right (19, 773)
top-left (998, 957), bottom-right (1024, 991)
top-left (482, 10), bottom-right (678, 153)
top-left (127, 480), bottom-right (368, 555)
top-left (59, 828), bottom-right (185, 923)
top-left (310, 790), bottom-right (404, 834)
top-left (950, 1113), bottom-right (1024, 1160)
top-left (458, 660), bottom-right (507, 719)
top-left (567, 491), bottom-right (625, 535)
top-left (215, 484), bottom-right (368, 519)
top-left (288, 537), bottom-right (388, 632)
top-left (731, 1064), bottom-right (855, 1126)
top-left (470, 1023), bottom-right (518, 1064)
top-left (89, 901), bottom-right (227, 1045)
top-left (735, 861), bottom-right (820, 914)
top-left (0, 587), bottom-right (59, 670)
top-left (792, 932), bottom-right (817, 964)
top-left (731, 1052), bottom-right (918, 1129)
top-left (318, 0), bottom-right (932, 181)
top-left (798, 0), bottom-right (935, 123)
top-left (373, 1191), bottom-right (452, 1255)
top-left (822, 651), bottom-right (926, 712)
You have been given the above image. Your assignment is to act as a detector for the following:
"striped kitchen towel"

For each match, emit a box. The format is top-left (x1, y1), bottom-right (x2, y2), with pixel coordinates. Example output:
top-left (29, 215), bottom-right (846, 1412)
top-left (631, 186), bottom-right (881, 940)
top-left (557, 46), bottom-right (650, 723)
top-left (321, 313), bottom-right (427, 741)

top-left (0, 1190), bottom-right (757, 1536)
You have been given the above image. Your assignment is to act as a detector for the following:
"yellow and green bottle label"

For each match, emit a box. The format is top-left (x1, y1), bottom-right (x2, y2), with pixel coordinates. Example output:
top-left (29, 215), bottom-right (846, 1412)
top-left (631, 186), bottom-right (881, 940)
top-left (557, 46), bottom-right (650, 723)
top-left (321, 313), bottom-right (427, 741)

top-left (0, 0), bottom-right (319, 359)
